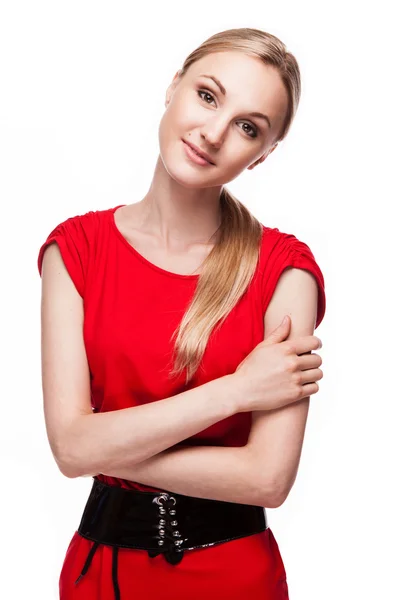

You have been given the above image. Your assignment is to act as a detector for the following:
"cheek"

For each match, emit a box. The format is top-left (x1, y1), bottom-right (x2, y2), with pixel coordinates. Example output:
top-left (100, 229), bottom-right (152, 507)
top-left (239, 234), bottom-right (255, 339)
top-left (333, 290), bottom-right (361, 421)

top-left (175, 109), bottom-right (199, 135)
top-left (223, 148), bottom-right (253, 172)
top-left (158, 110), bottom-right (178, 159)
top-left (167, 89), bottom-right (213, 136)
top-left (159, 101), bottom-right (186, 146)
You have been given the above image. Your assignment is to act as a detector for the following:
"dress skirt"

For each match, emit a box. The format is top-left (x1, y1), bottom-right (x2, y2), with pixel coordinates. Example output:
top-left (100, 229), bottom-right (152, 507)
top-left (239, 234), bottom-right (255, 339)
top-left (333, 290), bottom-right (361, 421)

top-left (59, 527), bottom-right (289, 599)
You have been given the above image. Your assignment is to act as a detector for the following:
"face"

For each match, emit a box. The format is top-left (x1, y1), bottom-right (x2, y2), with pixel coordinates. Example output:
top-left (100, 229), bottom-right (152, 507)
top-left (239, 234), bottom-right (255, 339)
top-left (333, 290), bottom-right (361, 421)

top-left (158, 50), bottom-right (289, 188)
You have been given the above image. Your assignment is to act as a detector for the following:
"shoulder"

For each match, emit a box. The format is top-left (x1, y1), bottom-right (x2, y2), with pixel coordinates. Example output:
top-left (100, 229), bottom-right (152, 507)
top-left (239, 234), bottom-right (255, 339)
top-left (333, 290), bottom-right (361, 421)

top-left (260, 224), bottom-right (316, 257)
top-left (37, 206), bottom-right (112, 298)
top-left (39, 206), bottom-right (113, 252)
top-left (47, 207), bottom-right (106, 237)
top-left (258, 224), bottom-right (326, 328)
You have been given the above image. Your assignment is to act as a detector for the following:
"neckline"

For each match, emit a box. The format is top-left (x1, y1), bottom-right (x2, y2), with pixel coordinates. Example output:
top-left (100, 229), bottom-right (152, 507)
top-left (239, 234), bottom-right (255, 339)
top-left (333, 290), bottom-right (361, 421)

top-left (108, 205), bottom-right (201, 281)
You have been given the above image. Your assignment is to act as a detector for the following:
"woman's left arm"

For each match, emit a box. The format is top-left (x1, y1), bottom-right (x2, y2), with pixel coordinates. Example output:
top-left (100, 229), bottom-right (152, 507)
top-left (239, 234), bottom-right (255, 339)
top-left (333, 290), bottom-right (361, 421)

top-left (246, 267), bottom-right (321, 506)
top-left (97, 269), bottom-right (320, 507)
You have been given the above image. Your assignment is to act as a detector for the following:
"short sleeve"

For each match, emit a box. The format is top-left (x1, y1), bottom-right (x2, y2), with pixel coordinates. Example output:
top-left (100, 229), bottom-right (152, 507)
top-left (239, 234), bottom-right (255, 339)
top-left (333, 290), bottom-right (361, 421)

top-left (260, 228), bottom-right (326, 329)
top-left (37, 213), bottom-right (93, 299)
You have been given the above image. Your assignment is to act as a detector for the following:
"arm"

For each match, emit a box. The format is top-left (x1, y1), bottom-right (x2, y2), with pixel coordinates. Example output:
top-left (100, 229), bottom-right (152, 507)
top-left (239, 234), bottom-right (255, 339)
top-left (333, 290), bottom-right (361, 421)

top-left (104, 269), bottom-right (321, 508)
top-left (246, 267), bottom-right (321, 506)
top-left (99, 444), bottom-right (278, 507)
top-left (40, 243), bottom-right (243, 479)
top-left (67, 377), bottom-right (241, 479)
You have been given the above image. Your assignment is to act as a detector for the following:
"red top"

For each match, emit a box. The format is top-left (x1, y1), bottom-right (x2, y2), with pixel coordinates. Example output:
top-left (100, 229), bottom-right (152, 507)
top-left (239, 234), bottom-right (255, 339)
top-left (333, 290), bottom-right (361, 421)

top-left (37, 204), bottom-right (326, 493)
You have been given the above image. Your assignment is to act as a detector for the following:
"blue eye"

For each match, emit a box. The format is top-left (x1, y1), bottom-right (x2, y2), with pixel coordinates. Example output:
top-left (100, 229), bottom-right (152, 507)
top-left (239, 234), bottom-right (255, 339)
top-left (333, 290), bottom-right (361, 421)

top-left (197, 89), bottom-right (258, 139)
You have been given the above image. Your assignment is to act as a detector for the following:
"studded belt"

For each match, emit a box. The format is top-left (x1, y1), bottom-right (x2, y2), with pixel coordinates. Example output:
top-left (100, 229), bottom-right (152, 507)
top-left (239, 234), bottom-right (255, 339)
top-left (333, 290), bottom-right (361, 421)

top-left (74, 477), bottom-right (268, 599)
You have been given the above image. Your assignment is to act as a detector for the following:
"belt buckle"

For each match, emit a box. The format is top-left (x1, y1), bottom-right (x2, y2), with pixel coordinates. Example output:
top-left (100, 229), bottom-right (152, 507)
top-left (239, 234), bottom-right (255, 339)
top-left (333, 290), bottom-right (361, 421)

top-left (149, 492), bottom-right (185, 565)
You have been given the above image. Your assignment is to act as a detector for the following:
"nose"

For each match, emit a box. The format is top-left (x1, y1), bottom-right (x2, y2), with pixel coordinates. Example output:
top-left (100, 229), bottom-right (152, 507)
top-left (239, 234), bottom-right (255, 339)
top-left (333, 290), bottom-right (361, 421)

top-left (200, 116), bottom-right (229, 149)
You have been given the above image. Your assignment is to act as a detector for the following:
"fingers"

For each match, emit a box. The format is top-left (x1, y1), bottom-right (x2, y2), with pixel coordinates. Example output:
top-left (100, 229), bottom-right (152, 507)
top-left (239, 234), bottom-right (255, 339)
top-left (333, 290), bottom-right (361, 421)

top-left (301, 382), bottom-right (320, 397)
top-left (288, 335), bottom-right (322, 356)
top-left (297, 352), bottom-right (322, 370)
top-left (300, 368), bottom-right (324, 385)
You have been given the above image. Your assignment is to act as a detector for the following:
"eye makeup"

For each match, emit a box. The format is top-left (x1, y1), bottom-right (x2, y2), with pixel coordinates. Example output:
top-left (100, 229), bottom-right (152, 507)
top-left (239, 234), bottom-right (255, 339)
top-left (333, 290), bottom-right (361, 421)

top-left (196, 86), bottom-right (260, 139)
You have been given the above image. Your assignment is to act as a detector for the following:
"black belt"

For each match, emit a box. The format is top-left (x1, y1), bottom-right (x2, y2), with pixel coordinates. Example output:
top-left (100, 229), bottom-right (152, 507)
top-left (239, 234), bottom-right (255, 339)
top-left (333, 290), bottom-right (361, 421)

top-left (74, 477), bottom-right (268, 599)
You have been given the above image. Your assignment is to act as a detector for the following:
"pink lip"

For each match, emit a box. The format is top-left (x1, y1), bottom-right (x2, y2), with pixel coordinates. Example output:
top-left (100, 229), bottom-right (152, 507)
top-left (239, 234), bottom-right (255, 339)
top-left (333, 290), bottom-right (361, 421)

top-left (182, 140), bottom-right (215, 166)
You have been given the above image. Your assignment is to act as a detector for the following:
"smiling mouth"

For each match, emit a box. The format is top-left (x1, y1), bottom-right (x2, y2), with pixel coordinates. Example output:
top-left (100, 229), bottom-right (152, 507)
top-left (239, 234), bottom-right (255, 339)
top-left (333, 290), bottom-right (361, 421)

top-left (182, 140), bottom-right (215, 165)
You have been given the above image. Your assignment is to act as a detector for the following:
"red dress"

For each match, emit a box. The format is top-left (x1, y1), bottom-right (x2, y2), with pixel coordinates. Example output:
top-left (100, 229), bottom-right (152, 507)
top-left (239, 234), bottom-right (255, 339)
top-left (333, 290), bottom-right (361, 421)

top-left (37, 204), bottom-right (326, 599)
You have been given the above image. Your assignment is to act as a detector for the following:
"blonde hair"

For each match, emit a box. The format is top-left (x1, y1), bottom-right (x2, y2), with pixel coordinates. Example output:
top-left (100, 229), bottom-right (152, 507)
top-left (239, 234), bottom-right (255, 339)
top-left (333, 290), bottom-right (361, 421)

top-left (168, 27), bottom-right (301, 383)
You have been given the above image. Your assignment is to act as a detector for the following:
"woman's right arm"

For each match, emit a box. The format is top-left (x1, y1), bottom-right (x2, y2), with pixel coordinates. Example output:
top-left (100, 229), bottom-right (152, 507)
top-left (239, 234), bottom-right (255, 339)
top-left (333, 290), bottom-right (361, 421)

top-left (40, 244), bottom-right (242, 479)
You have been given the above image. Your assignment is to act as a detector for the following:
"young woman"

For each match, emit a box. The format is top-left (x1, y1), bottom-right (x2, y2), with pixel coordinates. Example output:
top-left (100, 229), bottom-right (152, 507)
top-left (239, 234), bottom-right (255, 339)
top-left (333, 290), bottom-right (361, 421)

top-left (38, 27), bottom-right (326, 600)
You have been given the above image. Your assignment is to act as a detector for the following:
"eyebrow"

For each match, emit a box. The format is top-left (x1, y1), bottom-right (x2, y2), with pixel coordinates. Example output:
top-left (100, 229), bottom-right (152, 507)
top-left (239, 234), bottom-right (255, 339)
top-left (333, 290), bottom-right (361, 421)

top-left (199, 73), bottom-right (272, 129)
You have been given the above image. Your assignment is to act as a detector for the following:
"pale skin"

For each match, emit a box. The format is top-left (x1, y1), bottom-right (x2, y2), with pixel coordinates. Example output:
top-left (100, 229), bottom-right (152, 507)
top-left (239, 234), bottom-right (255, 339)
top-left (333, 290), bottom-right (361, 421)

top-left (40, 50), bottom-right (323, 508)
top-left (95, 267), bottom-right (319, 507)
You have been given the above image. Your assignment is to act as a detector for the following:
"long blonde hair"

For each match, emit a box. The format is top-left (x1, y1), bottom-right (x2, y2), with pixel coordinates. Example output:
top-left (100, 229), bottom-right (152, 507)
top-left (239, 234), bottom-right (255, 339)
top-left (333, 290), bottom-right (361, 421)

top-left (168, 27), bottom-right (301, 383)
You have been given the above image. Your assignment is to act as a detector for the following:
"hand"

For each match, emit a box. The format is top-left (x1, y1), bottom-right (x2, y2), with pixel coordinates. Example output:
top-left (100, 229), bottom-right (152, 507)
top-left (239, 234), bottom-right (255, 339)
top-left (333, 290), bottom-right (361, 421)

top-left (233, 315), bottom-right (323, 413)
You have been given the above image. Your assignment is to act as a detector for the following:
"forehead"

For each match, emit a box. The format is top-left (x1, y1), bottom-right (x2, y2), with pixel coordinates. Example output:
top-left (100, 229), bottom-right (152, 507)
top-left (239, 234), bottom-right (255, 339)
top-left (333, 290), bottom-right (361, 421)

top-left (187, 51), bottom-right (288, 123)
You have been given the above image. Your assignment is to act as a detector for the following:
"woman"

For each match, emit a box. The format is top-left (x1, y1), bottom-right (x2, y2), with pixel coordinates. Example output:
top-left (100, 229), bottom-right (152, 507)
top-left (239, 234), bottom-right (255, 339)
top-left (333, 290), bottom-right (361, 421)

top-left (38, 27), bottom-right (326, 600)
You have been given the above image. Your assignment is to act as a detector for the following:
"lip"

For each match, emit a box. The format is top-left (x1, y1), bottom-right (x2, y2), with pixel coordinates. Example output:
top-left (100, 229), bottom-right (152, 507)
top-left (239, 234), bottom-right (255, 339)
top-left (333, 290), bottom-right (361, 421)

top-left (182, 139), bottom-right (216, 165)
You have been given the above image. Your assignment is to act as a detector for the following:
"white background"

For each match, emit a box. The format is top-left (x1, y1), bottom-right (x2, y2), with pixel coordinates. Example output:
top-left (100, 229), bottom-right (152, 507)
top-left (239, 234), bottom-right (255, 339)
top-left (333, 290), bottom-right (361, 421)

top-left (1, 1), bottom-right (399, 598)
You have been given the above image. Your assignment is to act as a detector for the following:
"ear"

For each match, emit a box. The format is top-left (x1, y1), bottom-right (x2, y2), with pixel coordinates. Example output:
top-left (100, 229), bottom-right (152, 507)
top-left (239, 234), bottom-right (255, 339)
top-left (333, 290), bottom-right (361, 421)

top-left (248, 143), bottom-right (278, 170)
top-left (165, 70), bottom-right (182, 107)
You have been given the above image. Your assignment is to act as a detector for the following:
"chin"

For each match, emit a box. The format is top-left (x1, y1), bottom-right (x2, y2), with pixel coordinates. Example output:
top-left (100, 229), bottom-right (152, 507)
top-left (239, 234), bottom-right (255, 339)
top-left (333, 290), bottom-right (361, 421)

top-left (169, 164), bottom-right (211, 188)
top-left (159, 150), bottom-right (212, 190)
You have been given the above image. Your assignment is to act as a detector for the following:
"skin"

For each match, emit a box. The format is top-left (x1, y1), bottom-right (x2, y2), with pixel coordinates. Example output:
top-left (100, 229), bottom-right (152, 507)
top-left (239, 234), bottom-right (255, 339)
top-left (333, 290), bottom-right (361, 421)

top-left (46, 50), bottom-right (321, 509)
top-left (108, 55), bottom-right (317, 507)
top-left (117, 50), bottom-right (289, 262)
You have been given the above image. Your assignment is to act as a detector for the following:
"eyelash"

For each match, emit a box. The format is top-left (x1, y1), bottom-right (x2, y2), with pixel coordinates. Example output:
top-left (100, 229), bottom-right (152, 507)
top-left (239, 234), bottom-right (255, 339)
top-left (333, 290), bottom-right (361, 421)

top-left (197, 89), bottom-right (259, 138)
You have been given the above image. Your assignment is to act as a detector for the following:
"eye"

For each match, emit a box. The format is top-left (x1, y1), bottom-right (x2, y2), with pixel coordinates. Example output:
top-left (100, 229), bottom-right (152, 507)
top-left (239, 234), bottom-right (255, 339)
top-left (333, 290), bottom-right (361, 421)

top-left (240, 122), bottom-right (258, 139)
top-left (197, 89), bottom-right (216, 106)
top-left (197, 89), bottom-right (259, 139)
